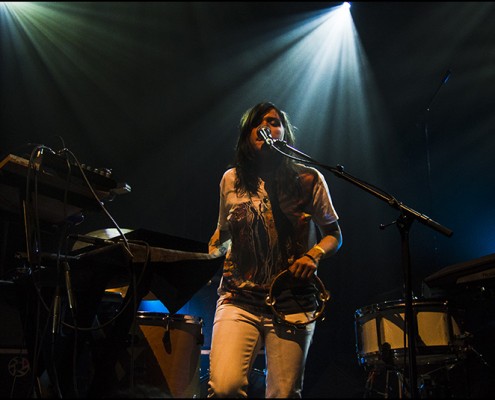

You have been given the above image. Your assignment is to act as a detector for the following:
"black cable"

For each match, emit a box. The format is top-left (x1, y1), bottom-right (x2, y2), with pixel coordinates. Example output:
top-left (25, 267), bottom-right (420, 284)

top-left (58, 148), bottom-right (133, 258)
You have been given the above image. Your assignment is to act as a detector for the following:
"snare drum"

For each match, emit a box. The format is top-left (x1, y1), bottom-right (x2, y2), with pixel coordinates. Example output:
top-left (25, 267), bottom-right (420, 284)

top-left (354, 299), bottom-right (462, 366)
top-left (127, 312), bottom-right (204, 398)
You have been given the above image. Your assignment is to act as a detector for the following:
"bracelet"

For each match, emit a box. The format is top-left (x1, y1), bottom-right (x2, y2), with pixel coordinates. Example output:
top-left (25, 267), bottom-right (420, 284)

top-left (303, 253), bottom-right (318, 264)
top-left (313, 245), bottom-right (326, 255)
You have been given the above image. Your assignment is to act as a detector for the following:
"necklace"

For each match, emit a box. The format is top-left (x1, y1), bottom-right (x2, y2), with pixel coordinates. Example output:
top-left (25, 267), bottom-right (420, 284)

top-left (248, 180), bottom-right (271, 216)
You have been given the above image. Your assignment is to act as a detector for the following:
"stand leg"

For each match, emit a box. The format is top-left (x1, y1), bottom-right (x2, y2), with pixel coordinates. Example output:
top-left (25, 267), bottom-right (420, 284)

top-left (363, 366), bottom-right (404, 398)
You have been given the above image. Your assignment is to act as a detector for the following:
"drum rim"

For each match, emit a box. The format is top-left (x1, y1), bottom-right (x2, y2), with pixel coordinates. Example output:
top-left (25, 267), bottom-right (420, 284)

top-left (354, 298), bottom-right (450, 317)
top-left (357, 346), bottom-right (463, 366)
top-left (136, 311), bottom-right (203, 324)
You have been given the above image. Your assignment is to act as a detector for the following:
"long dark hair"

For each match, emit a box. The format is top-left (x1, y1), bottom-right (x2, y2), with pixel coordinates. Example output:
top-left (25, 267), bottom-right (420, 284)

top-left (233, 102), bottom-right (300, 197)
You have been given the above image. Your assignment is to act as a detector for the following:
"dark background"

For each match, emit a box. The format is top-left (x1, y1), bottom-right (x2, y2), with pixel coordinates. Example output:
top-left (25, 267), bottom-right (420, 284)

top-left (1, 2), bottom-right (494, 398)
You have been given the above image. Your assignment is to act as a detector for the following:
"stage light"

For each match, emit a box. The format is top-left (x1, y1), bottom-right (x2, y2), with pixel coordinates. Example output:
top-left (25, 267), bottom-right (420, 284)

top-left (1, 2), bottom-right (32, 11)
top-left (228, 2), bottom-right (385, 173)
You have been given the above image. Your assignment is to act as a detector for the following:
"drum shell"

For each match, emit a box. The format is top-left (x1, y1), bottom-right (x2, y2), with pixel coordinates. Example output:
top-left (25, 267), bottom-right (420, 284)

top-left (354, 299), bottom-right (462, 366)
top-left (124, 312), bottom-right (203, 398)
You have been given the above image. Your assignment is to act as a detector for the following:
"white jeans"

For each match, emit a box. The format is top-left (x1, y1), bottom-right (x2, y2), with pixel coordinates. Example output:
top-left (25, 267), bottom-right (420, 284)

top-left (207, 300), bottom-right (316, 398)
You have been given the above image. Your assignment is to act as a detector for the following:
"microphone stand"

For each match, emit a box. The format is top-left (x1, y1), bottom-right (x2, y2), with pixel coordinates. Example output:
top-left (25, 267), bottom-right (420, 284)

top-left (421, 69), bottom-right (452, 270)
top-left (270, 140), bottom-right (453, 398)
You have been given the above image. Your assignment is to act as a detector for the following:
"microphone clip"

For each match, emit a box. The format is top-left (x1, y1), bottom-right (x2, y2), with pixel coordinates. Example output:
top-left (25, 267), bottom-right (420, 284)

top-left (257, 125), bottom-right (273, 146)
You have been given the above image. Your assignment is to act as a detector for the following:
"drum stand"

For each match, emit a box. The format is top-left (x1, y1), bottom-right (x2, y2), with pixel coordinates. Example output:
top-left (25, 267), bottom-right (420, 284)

top-left (363, 356), bottom-right (469, 399)
top-left (364, 365), bottom-right (405, 398)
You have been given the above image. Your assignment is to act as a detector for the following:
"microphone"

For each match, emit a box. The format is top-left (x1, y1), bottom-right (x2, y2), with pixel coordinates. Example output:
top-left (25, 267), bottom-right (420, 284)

top-left (63, 261), bottom-right (76, 312)
top-left (52, 287), bottom-right (61, 337)
top-left (257, 125), bottom-right (273, 146)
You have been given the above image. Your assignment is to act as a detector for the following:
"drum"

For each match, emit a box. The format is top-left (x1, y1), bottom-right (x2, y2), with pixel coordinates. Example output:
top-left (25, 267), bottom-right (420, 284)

top-left (122, 312), bottom-right (204, 398)
top-left (354, 299), bottom-right (462, 367)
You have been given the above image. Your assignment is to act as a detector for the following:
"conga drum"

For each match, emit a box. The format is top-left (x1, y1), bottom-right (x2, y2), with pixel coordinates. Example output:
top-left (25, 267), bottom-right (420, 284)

top-left (120, 311), bottom-right (204, 398)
